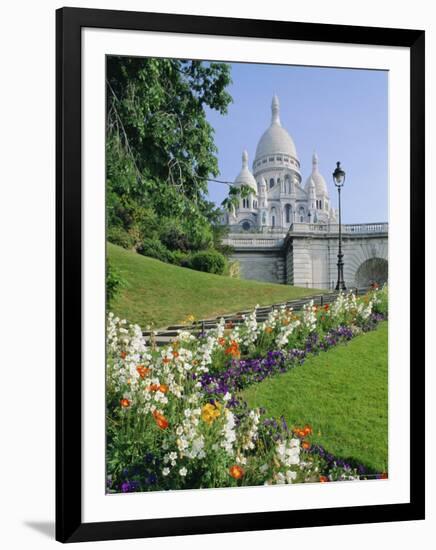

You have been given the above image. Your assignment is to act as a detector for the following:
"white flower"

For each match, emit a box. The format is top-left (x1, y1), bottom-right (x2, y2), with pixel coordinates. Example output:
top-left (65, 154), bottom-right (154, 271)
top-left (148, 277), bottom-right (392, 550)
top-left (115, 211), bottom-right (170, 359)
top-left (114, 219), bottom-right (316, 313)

top-left (162, 467), bottom-right (170, 477)
top-left (179, 467), bottom-right (187, 477)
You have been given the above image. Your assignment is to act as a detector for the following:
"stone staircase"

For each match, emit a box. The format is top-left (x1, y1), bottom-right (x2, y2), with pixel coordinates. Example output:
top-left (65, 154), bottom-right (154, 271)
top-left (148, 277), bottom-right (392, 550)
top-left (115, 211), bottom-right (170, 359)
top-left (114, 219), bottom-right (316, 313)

top-left (143, 287), bottom-right (369, 347)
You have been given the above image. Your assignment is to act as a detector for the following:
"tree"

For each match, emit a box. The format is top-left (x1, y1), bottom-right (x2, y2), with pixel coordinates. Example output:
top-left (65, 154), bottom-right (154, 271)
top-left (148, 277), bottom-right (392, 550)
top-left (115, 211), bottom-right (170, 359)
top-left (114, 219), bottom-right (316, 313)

top-left (106, 56), bottom-right (232, 254)
top-left (221, 184), bottom-right (255, 216)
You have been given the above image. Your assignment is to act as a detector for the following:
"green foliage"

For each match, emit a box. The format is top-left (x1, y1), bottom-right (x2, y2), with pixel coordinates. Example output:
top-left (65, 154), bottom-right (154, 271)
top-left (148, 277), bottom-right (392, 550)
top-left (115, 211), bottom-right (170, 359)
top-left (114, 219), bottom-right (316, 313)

top-left (106, 261), bottom-right (125, 307)
top-left (189, 249), bottom-right (227, 275)
top-left (170, 250), bottom-right (191, 267)
top-left (106, 56), bottom-right (232, 261)
top-left (372, 285), bottom-right (388, 316)
top-left (107, 225), bottom-right (135, 249)
top-left (221, 183), bottom-right (255, 214)
top-left (137, 238), bottom-right (174, 264)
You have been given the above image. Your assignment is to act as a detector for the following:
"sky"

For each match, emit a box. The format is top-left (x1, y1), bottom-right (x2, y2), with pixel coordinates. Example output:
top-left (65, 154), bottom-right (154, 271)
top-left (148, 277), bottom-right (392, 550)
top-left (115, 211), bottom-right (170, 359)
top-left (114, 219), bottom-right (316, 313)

top-left (205, 62), bottom-right (388, 224)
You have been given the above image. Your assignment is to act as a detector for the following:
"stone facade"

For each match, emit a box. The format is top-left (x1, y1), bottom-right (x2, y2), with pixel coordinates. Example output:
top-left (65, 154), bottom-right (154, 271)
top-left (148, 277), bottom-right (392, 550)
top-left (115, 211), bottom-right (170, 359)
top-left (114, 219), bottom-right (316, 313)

top-left (222, 223), bottom-right (388, 289)
top-left (222, 96), bottom-right (388, 288)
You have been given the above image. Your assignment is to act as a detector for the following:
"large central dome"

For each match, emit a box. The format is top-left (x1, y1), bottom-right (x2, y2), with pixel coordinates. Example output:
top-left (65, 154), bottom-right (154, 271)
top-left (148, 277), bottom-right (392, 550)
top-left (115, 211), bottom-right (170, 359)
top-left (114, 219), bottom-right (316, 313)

top-left (254, 95), bottom-right (298, 163)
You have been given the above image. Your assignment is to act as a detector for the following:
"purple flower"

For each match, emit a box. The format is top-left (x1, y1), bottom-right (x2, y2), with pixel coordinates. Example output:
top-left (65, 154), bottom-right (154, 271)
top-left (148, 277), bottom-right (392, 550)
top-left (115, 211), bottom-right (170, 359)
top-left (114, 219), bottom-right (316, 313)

top-left (121, 481), bottom-right (131, 493)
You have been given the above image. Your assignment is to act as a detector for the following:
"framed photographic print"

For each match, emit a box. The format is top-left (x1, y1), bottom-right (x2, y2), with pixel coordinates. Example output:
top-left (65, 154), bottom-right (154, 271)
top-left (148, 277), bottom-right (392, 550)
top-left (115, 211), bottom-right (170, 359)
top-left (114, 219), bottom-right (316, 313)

top-left (56, 7), bottom-right (425, 543)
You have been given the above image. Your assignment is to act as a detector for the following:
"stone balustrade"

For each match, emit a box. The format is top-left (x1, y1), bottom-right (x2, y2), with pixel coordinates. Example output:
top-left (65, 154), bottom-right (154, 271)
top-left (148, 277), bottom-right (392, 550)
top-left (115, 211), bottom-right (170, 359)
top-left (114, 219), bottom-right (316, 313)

top-left (289, 222), bottom-right (388, 234)
top-left (222, 237), bottom-right (285, 248)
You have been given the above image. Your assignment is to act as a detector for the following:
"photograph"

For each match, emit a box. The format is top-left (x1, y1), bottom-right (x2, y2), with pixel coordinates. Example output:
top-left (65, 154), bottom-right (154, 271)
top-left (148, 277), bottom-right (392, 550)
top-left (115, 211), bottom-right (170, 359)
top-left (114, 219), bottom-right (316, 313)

top-left (105, 56), bottom-right (389, 494)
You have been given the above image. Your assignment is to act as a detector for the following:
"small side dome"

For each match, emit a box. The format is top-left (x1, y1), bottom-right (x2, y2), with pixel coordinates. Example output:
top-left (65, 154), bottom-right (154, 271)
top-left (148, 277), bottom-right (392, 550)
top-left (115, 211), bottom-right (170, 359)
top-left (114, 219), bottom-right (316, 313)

top-left (233, 150), bottom-right (258, 192)
top-left (304, 152), bottom-right (329, 196)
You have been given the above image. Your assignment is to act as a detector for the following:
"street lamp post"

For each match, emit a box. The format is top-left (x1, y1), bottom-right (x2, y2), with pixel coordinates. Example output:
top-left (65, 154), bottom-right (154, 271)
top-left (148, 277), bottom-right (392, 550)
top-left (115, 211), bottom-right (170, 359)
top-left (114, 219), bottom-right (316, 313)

top-left (333, 161), bottom-right (346, 291)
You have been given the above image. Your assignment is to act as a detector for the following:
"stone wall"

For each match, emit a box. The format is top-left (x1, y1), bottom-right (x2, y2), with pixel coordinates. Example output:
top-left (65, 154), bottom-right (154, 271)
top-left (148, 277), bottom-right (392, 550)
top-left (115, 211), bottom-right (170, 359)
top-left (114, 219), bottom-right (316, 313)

top-left (224, 225), bottom-right (388, 289)
top-left (231, 250), bottom-right (286, 284)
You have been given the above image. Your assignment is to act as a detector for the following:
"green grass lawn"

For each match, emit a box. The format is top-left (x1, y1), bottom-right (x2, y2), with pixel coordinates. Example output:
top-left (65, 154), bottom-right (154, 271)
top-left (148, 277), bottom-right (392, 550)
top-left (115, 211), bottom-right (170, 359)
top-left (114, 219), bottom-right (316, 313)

top-left (108, 243), bottom-right (322, 328)
top-left (242, 322), bottom-right (388, 472)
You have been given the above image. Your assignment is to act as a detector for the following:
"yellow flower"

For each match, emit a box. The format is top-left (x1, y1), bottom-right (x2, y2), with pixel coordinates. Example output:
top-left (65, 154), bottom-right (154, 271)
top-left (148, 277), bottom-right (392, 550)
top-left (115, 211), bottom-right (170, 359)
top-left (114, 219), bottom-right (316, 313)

top-left (182, 314), bottom-right (195, 324)
top-left (201, 402), bottom-right (221, 424)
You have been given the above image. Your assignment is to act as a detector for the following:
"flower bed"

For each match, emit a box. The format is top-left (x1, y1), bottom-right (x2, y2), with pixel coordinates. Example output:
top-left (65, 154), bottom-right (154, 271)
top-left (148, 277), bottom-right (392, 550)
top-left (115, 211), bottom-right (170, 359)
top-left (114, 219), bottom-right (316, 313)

top-left (106, 286), bottom-right (388, 493)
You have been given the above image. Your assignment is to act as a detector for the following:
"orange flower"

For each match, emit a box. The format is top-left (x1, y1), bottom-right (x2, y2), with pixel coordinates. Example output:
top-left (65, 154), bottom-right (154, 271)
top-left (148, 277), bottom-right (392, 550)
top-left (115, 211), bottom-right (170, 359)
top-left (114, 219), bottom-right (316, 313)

top-left (162, 357), bottom-right (171, 364)
top-left (303, 425), bottom-right (313, 436)
top-left (229, 465), bottom-right (244, 480)
top-left (293, 424), bottom-right (312, 438)
top-left (120, 351), bottom-right (127, 360)
top-left (158, 384), bottom-right (169, 394)
top-left (136, 365), bottom-right (150, 379)
top-left (380, 472), bottom-right (388, 479)
top-left (293, 427), bottom-right (305, 438)
top-left (120, 398), bottom-right (131, 408)
top-left (172, 350), bottom-right (179, 359)
top-left (147, 384), bottom-right (160, 392)
top-left (225, 340), bottom-right (240, 358)
top-left (264, 326), bottom-right (273, 334)
top-left (302, 441), bottom-right (311, 450)
top-left (319, 476), bottom-right (329, 483)
top-left (324, 304), bottom-right (330, 312)
top-left (152, 410), bottom-right (169, 430)
top-left (218, 337), bottom-right (227, 347)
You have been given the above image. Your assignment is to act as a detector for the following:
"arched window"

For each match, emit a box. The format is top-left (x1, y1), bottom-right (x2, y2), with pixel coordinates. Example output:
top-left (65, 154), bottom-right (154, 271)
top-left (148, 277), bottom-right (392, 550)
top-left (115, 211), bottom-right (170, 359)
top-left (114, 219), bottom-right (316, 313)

top-left (271, 207), bottom-right (276, 227)
top-left (242, 221), bottom-right (251, 231)
top-left (269, 178), bottom-right (275, 189)
top-left (285, 204), bottom-right (292, 224)
top-left (253, 200), bottom-right (258, 209)
top-left (299, 206), bottom-right (305, 222)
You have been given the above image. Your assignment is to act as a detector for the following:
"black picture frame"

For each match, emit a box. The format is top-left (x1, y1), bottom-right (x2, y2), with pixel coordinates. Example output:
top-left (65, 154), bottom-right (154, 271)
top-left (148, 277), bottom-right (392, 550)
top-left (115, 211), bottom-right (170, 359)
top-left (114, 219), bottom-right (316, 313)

top-left (56, 6), bottom-right (425, 543)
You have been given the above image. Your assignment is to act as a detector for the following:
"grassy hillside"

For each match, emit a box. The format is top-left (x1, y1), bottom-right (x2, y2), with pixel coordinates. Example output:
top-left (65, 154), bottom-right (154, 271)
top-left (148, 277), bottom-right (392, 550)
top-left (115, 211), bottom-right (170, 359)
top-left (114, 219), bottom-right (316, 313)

top-left (108, 243), bottom-right (322, 328)
top-left (242, 322), bottom-right (388, 472)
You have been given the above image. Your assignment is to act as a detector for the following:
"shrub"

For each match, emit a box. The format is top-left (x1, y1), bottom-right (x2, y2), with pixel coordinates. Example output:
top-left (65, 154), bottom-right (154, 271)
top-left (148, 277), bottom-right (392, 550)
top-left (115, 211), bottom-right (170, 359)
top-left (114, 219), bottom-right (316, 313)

top-left (107, 226), bottom-right (135, 249)
top-left (227, 260), bottom-right (240, 279)
top-left (190, 250), bottom-right (227, 275)
top-left (160, 221), bottom-right (190, 252)
top-left (170, 250), bottom-right (191, 266)
top-left (137, 238), bottom-right (174, 264)
top-left (106, 261), bottom-right (125, 307)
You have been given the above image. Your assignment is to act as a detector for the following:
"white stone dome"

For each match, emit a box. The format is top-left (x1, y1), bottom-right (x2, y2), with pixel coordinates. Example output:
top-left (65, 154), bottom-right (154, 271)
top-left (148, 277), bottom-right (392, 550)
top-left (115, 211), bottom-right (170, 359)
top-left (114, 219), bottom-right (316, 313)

top-left (254, 95), bottom-right (298, 162)
top-left (234, 150), bottom-right (258, 192)
top-left (304, 152), bottom-right (329, 197)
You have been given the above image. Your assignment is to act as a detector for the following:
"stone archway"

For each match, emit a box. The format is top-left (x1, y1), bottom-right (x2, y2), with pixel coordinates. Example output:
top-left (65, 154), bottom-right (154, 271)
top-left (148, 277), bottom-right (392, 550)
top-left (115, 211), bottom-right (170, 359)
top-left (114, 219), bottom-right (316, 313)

top-left (355, 257), bottom-right (388, 288)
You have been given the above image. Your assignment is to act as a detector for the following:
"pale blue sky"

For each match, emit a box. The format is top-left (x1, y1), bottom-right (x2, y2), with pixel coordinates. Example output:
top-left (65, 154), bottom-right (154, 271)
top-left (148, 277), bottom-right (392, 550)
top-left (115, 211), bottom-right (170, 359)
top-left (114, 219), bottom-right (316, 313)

top-left (205, 62), bottom-right (388, 224)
